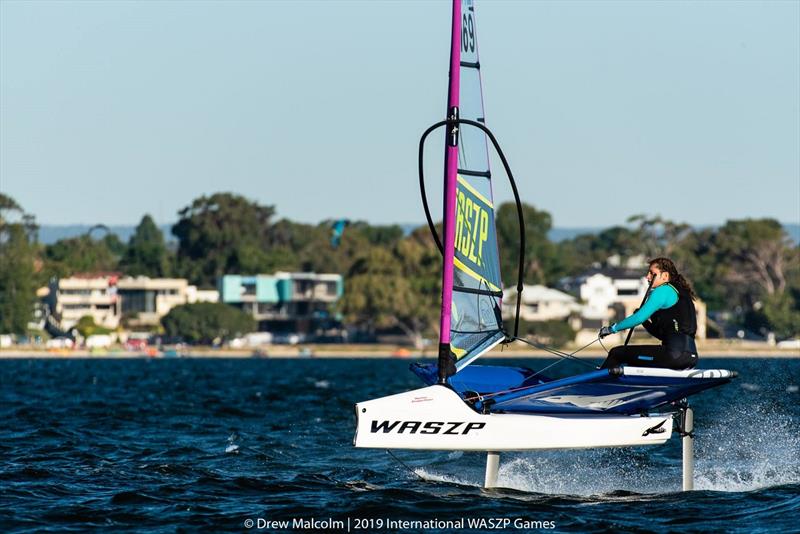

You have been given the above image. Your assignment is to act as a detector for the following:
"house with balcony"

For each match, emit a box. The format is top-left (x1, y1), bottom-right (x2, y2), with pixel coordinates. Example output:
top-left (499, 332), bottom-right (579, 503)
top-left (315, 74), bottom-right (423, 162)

top-left (46, 273), bottom-right (121, 331)
top-left (219, 272), bottom-right (343, 336)
top-left (558, 267), bottom-right (649, 321)
top-left (117, 276), bottom-right (219, 327)
top-left (502, 285), bottom-right (581, 323)
top-left (45, 275), bottom-right (221, 334)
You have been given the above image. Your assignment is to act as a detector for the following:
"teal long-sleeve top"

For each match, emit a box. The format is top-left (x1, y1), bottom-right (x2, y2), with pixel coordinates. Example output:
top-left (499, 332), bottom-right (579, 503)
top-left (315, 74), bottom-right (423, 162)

top-left (610, 284), bottom-right (679, 333)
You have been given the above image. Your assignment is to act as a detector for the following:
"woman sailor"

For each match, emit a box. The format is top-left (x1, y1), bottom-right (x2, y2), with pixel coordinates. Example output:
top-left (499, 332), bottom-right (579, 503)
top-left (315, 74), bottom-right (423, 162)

top-left (599, 257), bottom-right (699, 370)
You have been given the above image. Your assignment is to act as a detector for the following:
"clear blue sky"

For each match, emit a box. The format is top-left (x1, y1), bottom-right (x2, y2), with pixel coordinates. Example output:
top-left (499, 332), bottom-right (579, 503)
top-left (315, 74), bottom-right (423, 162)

top-left (2, 0), bottom-right (798, 228)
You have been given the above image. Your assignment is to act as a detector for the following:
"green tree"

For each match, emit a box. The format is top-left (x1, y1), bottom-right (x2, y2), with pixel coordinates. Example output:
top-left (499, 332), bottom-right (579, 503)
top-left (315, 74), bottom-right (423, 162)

top-left (253, 219), bottom-right (403, 277)
top-left (627, 214), bottom-right (692, 258)
top-left (44, 234), bottom-right (123, 277)
top-left (120, 214), bottom-right (170, 277)
top-left (160, 302), bottom-right (255, 344)
top-left (0, 194), bottom-right (39, 334)
top-left (172, 193), bottom-right (276, 286)
top-left (550, 222), bottom-right (652, 283)
top-left (713, 219), bottom-right (793, 298)
top-left (339, 235), bottom-right (440, 345)
top-left (352, 223), bottom-right (404, 247)
top-left (74, 315), bottom-right (114, 338)
top-left (552, 233), bottom-right (604, 280)
top-left (395, 227), bottom-right (441, 337)
top-left (667, 227), bottom-right (726, 310)
top-left (340, 248), bottom-right (413, 333)
top-left (677, 218), bottom-right (799, 336)
top-left (495, 202), bottom-right (557, 286)
top-left (588, 226), bottom-right (645, 259)
top-left (622, 216), bottom-right (725, 309)
top-left (762, 291), bottom-right (800, 340)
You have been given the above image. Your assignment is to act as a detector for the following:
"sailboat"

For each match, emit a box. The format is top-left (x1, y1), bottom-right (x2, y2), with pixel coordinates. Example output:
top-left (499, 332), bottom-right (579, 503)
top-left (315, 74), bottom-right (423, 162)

top-left (353, 0), bottom-right (734, 490)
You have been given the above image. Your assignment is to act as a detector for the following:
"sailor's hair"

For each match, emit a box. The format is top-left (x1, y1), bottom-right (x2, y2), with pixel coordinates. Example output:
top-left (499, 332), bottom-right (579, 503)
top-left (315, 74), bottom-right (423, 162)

top-left (649, 257), bottom-right (698, 301)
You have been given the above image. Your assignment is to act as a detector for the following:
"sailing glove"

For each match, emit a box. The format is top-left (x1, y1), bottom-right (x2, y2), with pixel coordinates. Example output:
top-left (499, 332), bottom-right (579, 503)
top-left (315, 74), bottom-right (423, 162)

top-left (598, 326), bottom-right (613, 338)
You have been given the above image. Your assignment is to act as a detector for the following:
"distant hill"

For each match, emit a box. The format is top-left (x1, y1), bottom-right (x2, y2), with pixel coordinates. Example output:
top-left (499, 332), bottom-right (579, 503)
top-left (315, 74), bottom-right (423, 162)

top-left (37, 222), bottom-right (799, 245)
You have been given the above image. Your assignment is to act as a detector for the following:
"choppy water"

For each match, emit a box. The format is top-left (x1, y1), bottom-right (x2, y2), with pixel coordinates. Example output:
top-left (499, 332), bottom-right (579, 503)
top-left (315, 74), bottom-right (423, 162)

top-left (1, 357), bottom-right (798, 533)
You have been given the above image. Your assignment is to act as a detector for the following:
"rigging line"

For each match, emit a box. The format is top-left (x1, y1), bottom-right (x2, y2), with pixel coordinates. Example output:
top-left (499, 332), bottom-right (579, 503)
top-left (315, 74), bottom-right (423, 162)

top-left (508, 334), bottom-right (568, 358)
top-left (510, 336), bottom-right (599, 369)
top-left (464, 339), bottom-right (604, 403)
top-left (458, 125), bottom-right (467, 168)
top-left (508, 336), bottom-right (568, 359)
top-left (464, 353), bottom-right (591, 402)
top-left (385, 450), bottom-right (426, 481)
top-left (521, 357), bottom-right (568, 381)
top-left (462, 338), bottom-right (608, 403)
top-left (463, 360), bottom-right (565, 402)
top-left (569, 337), bottom-right (602, 357)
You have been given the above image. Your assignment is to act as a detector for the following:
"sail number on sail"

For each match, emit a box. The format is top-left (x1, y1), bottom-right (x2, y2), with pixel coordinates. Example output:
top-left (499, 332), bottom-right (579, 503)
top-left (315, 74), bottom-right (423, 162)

top-left (454, 185), bottom-right (489, 268)
top-left (461, 12), bottom-right (475, 53)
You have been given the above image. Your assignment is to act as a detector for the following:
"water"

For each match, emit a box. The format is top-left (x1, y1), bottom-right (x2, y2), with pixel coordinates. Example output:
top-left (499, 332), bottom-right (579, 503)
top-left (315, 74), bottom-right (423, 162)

top-left (1, 357), bottom-right (798, 533)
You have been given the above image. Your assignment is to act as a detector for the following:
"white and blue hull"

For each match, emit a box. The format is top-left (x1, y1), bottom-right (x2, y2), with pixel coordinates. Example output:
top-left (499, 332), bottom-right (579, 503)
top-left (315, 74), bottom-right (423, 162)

top-left (354, 384), bottom-right (673, 451)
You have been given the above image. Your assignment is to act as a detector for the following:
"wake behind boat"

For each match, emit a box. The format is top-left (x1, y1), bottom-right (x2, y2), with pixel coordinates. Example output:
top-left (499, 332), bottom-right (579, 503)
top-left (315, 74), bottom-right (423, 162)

top-left (353, 0), bottom-right (735, 490)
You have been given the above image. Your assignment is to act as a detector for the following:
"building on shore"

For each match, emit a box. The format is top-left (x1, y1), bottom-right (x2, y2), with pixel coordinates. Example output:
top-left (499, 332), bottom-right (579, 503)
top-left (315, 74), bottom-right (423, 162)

top-left (219, 272), bottom-right (343, 337)
top-left (502, 285), bottom-right (581, 322)
top-left (46, 273), bottom-right (122, 331)
top-left (559, 267), bottom-right (650, 322)
top-left (117, 276), bottom-right (219, 328)
top-left (44, 274), bottom-right (220, 333)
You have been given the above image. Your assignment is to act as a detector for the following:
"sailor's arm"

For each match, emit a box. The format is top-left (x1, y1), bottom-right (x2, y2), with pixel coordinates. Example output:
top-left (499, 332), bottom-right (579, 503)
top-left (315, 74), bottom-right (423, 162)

top-left (610, 285), bottom-right (678, 333)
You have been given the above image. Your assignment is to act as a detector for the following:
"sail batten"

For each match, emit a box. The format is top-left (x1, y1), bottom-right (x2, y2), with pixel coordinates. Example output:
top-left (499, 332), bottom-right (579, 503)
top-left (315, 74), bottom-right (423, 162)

top-left (457, 169), bottom-right (491, 178)
top-left (438, 0), bottom-right (505, 377)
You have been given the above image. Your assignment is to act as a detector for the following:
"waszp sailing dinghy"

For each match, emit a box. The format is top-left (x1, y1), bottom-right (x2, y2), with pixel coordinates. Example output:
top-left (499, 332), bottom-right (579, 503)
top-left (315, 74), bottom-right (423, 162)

top-left (353, 0), bottom-right (734, 490)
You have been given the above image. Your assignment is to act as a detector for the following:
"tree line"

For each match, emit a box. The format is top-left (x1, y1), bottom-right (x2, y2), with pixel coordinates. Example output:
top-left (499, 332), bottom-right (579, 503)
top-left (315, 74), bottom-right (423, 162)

top-left (1, 192), bottom-right (798, 340)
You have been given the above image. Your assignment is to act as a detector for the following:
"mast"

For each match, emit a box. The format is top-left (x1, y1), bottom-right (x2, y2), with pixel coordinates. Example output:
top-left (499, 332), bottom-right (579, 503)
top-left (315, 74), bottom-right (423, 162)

top-left (437, 0), bottom-right (462, 383)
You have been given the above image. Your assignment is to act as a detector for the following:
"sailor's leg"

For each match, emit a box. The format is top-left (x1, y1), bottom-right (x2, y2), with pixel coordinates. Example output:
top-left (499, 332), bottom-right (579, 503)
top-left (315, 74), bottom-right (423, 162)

top-left (600, 345), bottom-right (663, 368)
top-left (670, 351), bottom-right (699, 370)
top-left (599, 345), bottom-right (626, 368)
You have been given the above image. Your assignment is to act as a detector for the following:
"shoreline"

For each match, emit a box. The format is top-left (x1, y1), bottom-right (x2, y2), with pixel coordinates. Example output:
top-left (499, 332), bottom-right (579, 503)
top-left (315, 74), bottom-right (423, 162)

top-left (2, 341), bottom-right (798, 359)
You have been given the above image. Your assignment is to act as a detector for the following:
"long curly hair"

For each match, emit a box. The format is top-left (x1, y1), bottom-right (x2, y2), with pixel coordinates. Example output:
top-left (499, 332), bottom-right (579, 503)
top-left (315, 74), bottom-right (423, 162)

top-left (649, 257), bottom-right (698, 301)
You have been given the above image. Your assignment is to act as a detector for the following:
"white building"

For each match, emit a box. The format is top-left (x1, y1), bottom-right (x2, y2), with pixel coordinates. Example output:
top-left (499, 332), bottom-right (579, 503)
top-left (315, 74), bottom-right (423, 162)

top-left (118, 276), bottom-right (219, 327)
top-left (46, 275), bottom-right (220, 331)
top-left (187, 286), bottom-right (220, 305)
top-left (47, 274), bottom-right (121, 330)
top-left (574, 269), bottom-right (649, 321)
top-left (502, 285), bottom-right (581, 322)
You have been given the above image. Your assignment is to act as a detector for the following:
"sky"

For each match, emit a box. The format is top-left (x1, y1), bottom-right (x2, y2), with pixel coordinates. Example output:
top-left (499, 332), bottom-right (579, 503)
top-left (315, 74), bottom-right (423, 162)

top-left (1, 0), bottom-right (798, 229)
